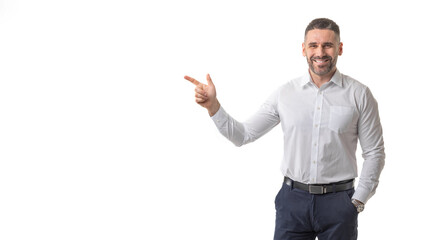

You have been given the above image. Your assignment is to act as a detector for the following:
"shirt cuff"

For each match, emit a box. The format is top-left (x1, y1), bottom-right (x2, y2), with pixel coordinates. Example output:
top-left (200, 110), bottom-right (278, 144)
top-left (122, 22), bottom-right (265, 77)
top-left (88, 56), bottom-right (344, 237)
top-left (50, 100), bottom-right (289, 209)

top-left (210, 106), bottom-right (227, 124)
top-left (352, 187), bottom-right (369, 204)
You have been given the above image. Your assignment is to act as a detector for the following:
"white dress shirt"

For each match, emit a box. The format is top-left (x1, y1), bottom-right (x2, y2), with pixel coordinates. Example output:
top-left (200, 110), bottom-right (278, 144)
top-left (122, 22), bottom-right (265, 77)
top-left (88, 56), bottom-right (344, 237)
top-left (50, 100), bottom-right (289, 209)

top-left (211, 70), bottom-right (385, 204)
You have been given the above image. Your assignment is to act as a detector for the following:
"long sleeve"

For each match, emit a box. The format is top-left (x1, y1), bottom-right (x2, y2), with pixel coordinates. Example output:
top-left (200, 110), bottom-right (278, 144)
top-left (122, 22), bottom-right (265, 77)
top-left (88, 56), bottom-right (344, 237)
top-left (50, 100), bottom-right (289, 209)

top-left (352, 87), bottom-right (386, 204)
top-left (210, 91), bottom-right (281, 147)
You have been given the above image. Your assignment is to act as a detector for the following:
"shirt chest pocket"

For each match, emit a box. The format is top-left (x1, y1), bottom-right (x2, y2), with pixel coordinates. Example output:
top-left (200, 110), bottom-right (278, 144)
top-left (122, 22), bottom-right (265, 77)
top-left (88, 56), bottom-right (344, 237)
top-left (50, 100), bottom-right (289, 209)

top-left (328, 106), bottom-right (355, 133)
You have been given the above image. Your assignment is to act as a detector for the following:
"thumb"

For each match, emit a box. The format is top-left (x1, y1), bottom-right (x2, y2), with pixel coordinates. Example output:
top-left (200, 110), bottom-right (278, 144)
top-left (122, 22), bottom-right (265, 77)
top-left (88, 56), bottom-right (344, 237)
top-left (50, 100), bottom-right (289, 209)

top-left (206, 73), bottom-right (214, 86)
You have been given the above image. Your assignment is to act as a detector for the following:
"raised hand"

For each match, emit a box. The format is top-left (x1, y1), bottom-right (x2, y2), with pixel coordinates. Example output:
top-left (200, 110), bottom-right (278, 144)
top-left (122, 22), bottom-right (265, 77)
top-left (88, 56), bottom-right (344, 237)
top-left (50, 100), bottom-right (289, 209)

top-left (184, 74), bottom-right (220, 116)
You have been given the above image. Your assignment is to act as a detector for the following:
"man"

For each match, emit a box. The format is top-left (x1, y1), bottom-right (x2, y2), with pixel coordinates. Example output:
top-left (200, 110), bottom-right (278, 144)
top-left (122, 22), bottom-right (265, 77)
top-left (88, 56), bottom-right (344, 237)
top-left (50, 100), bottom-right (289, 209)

top-left (184, 18), bottom-right (385, 240)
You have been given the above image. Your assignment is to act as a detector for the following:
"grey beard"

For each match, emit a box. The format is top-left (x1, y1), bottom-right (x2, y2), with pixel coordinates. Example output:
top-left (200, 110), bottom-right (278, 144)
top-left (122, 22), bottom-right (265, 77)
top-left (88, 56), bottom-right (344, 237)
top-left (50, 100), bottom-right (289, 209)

top-left (307, 57), bottom-right (336, 76)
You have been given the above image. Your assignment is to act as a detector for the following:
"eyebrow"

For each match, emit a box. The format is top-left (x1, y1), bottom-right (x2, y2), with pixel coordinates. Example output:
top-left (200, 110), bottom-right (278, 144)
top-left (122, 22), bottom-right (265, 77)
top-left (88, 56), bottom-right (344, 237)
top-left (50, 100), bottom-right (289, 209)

top-left (308, 42), bottom-right (334, 46)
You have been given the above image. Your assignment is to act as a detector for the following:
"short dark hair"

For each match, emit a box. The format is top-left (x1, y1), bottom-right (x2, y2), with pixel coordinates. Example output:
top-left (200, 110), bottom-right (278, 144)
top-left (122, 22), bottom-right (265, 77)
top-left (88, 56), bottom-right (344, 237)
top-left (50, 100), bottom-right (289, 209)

top-left (305, 18), bottom-right (340, 42)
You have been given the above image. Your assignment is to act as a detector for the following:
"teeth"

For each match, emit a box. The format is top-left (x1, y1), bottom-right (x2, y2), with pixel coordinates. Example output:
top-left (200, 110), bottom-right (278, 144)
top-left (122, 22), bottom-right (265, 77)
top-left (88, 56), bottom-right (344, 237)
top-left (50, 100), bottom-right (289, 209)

top-left (314, 59), bottom-right (328, 63)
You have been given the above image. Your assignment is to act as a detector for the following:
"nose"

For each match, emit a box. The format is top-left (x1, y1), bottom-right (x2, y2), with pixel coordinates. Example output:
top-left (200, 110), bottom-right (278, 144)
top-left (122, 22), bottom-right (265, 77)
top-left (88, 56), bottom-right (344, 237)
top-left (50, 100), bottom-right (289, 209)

top-left (315, 46), bottom-right (326, 57)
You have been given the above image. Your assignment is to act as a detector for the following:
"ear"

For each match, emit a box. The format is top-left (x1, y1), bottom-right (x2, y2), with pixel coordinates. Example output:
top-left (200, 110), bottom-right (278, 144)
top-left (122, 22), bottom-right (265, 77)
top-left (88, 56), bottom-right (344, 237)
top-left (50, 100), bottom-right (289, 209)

top-left (302, 42), bottom-right (306, 57)
top-left (338, 42), bottom-right (343, 56)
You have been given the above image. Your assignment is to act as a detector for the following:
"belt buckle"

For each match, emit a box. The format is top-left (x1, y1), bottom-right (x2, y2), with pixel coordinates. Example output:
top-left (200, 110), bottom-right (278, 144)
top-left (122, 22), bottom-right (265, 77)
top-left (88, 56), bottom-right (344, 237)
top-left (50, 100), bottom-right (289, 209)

top-left (309, 185), bottom-right (326, 194)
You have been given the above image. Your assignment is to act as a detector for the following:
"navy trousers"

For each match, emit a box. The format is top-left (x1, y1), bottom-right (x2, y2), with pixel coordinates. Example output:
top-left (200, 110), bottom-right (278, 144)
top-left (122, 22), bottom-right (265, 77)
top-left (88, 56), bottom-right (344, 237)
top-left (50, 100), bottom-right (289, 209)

top-left (274, 182), bottom-right (358, 240)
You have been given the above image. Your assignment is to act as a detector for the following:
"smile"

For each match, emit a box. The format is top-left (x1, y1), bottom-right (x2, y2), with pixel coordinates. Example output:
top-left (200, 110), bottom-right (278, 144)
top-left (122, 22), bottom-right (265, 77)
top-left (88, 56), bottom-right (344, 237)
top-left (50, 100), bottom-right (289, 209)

top-left (313, 59), bottom-right (329, 64)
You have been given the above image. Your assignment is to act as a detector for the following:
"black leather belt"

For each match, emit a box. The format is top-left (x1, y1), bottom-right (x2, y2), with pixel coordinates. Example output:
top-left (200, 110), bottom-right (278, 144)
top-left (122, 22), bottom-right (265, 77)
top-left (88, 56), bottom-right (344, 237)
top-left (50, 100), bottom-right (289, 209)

top-left (284, 177), bottom-right (354, 195)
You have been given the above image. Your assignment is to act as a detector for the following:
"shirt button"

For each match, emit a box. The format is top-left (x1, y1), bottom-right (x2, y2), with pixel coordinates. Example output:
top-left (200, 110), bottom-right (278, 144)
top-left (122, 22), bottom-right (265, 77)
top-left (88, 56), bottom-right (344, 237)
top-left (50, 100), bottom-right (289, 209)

top-left (313, 161), bottom-right (316, 164)
top-left (317, 107), bottom-right (320, 110)
top-left (314, 143), bottom-right (317, 146)
top-left (315, 124), bottom-right (318, 127)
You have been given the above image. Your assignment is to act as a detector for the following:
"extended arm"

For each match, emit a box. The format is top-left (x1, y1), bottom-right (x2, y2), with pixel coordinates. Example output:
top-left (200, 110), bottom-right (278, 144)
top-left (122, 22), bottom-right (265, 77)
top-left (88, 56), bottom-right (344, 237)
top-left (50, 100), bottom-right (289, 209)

top-left (185, 74), bottom-right (280, 146)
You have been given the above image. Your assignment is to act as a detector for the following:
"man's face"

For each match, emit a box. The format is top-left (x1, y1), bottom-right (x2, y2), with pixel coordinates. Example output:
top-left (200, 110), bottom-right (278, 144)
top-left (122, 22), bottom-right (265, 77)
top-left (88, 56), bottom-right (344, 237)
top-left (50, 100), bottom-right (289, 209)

top-left (302, 29), bottom-right (343, 77)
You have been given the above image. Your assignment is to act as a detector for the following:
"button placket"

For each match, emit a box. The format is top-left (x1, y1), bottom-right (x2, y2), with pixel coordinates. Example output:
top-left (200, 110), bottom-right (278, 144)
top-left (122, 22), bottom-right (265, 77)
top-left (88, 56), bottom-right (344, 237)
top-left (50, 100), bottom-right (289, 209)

top-left (309, 90), bottom-right (324, 183)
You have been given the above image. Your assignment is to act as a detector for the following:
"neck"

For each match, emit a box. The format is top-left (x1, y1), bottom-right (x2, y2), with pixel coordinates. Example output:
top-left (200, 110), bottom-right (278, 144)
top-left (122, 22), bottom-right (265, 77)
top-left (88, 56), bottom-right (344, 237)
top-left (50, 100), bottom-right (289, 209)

top-left (309, 69), bottom-right (337, 88)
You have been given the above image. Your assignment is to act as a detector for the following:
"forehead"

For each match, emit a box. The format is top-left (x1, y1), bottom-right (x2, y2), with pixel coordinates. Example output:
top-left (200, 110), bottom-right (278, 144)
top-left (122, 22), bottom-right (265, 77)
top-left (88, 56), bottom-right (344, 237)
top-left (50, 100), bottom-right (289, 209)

top-left (305, 29), bottom-right (338, 43)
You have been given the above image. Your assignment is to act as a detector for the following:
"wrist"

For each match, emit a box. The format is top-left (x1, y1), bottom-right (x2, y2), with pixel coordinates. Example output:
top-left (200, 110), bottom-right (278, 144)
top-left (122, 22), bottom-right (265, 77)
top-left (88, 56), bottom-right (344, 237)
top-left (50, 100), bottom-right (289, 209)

top-left (208, 100), bottom-right (220, 117)
top-left (351, 199), bottom-right (365, 213)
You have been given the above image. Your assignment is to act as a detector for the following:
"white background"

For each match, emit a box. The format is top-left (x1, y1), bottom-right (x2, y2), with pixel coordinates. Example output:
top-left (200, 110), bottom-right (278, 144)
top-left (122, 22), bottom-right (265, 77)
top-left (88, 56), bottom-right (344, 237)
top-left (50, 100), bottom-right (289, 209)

top-left (0, 0), bottom-right (425, 239)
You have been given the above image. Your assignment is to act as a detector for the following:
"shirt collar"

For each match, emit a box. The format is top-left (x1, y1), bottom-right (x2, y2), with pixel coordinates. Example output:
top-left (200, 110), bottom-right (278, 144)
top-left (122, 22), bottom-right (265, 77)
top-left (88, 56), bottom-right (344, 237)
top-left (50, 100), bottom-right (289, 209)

top-left (300, 69), bottom-right (343, 88)
top-left (330, 69), bottom-right (343, 87)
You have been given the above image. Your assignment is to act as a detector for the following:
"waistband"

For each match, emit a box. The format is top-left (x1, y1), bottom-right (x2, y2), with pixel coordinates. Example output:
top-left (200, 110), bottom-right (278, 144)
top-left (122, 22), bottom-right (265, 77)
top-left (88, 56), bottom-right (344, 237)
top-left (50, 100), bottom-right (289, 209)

top-left (284, 177), bottom-right (354, 195)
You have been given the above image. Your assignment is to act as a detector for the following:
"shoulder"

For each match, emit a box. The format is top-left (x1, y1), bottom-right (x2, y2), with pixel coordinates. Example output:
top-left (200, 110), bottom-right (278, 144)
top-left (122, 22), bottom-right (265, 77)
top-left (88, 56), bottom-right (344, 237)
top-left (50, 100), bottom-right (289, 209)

top-left (340, 73), bottom-right (378, 108)
top-left (278, 75), bottom-right (306, 93)
top-left (341, 73), bottom-right (368, 91)
top-left (264, 75), bottom-right (303, 106)
top-left (340, 73), bottom-right (373, 100)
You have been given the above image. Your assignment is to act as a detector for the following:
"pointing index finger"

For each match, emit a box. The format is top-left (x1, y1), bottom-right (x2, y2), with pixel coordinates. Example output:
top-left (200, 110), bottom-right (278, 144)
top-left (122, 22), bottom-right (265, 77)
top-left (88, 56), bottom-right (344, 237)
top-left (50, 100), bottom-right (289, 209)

top-left (184, 75), bottom-right (202, 86)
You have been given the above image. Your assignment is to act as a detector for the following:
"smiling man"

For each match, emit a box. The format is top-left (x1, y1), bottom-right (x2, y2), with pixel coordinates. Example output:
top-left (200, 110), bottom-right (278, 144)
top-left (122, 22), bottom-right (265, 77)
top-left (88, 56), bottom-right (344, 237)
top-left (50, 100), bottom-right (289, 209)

top-left (184, 18), bottom-right (385, 240)
top-left (303, 21), bottom-right (342, 87)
